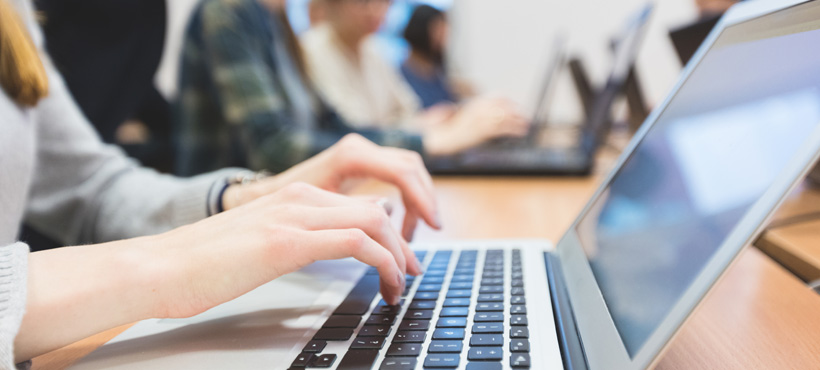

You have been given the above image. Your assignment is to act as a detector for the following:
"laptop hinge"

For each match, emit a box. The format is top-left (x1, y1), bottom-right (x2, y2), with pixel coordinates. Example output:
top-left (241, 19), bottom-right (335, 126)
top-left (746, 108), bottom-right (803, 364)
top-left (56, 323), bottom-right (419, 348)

top-left (545, 252), bottom-right (589, 370)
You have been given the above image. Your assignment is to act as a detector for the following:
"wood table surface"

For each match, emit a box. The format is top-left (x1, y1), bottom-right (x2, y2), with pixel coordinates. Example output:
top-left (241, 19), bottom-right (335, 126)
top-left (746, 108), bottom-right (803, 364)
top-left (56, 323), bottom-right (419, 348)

top-left (32, 169), bottom-right (820, 369)
top-left (756, 182), bottom-right (820, 282)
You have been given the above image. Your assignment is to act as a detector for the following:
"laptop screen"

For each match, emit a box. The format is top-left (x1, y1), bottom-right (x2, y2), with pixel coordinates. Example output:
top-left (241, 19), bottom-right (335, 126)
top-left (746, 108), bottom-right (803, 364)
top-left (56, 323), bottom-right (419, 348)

top-left (575, 1), bottom-right (820, 357)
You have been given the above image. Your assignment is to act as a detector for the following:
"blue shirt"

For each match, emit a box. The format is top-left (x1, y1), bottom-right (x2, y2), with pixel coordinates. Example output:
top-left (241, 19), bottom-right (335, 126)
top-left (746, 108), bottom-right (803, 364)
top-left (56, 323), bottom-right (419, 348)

top-left (400, 62), bottom-right (456, 108)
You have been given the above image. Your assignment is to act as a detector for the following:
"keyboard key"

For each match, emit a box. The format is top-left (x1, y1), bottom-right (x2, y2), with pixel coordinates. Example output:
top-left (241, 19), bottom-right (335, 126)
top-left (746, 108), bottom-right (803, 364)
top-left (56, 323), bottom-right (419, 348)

top-left (337, 349), bottom-right (379, 370)
top-left (291, 353), bottom-right (313, 367)
top-left (473, 313), bottom-right (504, 322)
top-left (428, 340), bottom-right (463, 353)
top-left (470, 334), bottom-right (504, 346)
top-left (425, 270), bottom-right (447, 277)
top-left (307, 353), bottom-right (336, 368)
top-left (334, 275), bottom-right (379, 315)
top-left (472, 323), bottom-right (504, 334)
top-left (510, 353), bottom-right (531, 368)
top-left (373, 304), bottom-right (402, 315)
top-left (446, 290), bottom-right (472, 298)
top-left (409, 300), bottom-right (436, 310)
top-left (510, 305), bottom-right (527, 314)
top-left (439, 307), bottom-right (469, 317)
top-left (323, 315), bottom-right (361, 328)
top-left (443, 298), bottom-right (470, 307)
top-left (511, 279), bottom-right (524, 287)
top-left (350, 336), bottom-right (386, 349)
top-left (358, 325), bottom-right (391, 337)
top-left (393, 331), bottom-right (426, 343)
top-left (479, 286), bottom-right (503, 294)
top-left (380, 357), bottom-right (417, 370)
top-left (449, 282), bottom-right (473, 290)
top-left (366, 315), bottom-right (397, 326)
top-left (386, 342), bottom-right (422, 357)
top-left (510, 339), bottom-right (530, 352)
top-left (433, 328), bottom-right (465, 340)
top-left (451, 275), bottom-right (474, 282)
top-left (404, 310), bottom-right (434, 320)
top-left (476, 303), bottom-right (504, 312)
top-left (399, 320), bottom-right (430, 331)
top-left (415, 292), bottom-right (440, 300)
top-left (423, 354), bottom-right (460, 368)
top-left (454, 268), bottom-right (475, 275)
top-left (510, 287), bottom-right (525, 296)
top-left (466, 363), bottom-right (502, 370)
top-left (481, 278), bottom-right (504, 286)
top-left (510, 315), bottom-right (528, 326)
top-left (482, 271), bottom-right (503, 278)
top-left (510, 296), bottom-right (526, 305)
top-left (468, 347), bottom-right (503, 361)
top-left (422, 276), bottom-right (445, 284)
top-left (510, 327), bottom-right (529, 338)
top-left (436, 317), bottom-right (467, 328)
top-left (417, 284), bottom-right (442, 292)
top-left (303, 340), bottom-right (326, 353)
top-left (477, 294), bottom-right (503, 302)
top-left (313, 328), bottom-right (354, 341)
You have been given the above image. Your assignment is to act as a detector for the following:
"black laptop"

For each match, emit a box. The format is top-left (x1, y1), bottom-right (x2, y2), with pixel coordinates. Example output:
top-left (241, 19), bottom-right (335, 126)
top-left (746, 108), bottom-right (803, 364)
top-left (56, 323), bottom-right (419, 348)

top-left (425, 5), bottom-right (652, 176)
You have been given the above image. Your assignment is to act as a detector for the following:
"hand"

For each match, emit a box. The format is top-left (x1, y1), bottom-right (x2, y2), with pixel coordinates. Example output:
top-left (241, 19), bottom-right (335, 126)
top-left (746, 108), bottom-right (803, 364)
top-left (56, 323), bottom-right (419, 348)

top-left (223, 134), bottom-right (440, 241)
top-left (423, 96), bottom-right (530, 156)
top-left (151, 182), bottom-right (422, 318)
top-left (17, 183), bottom-right (422, 361)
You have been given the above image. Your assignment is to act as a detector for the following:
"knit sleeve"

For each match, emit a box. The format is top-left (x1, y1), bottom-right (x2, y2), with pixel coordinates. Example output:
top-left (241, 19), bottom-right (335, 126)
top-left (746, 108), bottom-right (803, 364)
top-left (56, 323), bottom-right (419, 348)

top-left (0, 243), bottom-right (29, 370)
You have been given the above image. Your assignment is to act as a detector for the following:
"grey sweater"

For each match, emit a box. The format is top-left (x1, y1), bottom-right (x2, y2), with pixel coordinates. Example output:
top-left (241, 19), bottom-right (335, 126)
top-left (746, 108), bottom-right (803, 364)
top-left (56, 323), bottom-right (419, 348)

top-left (0, 0), bottom-right (242, 368)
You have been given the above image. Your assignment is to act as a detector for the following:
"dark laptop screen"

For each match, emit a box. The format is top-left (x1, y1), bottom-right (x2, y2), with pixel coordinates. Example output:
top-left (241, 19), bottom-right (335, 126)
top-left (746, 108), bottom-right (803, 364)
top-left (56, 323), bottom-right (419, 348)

top-left (576, 1), bottom-right (820, 357)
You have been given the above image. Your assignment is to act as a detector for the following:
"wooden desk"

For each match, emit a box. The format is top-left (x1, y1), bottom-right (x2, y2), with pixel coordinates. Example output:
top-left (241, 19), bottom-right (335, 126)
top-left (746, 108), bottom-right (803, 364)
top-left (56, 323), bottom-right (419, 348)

top-left (32, 174), bottom-right (820, 369)
top-left (757, 182), bottom-right (820, 282)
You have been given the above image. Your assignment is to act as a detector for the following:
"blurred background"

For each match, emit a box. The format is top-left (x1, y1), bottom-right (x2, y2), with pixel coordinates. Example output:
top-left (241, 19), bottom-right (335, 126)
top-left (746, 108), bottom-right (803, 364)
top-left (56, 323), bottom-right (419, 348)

top-left (156, 0), bottom-right (699, 126)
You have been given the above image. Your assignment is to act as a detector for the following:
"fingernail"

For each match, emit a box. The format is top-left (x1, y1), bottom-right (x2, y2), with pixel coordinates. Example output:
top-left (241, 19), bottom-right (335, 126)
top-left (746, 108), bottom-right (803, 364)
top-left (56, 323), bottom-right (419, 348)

top-left (397, 272), bottom-right (406, 292)
top-left (415, 255), bottom-right (426, 274)
top-left (434, 211), bottom-right (443, 229)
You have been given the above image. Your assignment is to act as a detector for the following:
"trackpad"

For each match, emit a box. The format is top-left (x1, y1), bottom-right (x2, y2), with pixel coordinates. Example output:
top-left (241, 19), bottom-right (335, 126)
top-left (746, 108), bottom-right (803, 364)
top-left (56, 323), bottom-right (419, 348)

top-left (70, 259), bottom-right (366, 369)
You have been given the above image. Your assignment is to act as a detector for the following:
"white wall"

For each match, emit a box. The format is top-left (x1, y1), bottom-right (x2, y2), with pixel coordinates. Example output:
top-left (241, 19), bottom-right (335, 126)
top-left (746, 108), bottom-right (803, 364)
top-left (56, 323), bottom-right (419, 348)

top-left (448, 0), bottom-right (700, 123)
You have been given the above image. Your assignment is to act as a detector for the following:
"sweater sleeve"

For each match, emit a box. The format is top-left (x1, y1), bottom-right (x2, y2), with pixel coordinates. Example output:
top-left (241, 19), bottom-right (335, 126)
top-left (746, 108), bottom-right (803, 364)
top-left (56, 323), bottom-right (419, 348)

top-left (0, 243), bottom-right (29, 370)
top-left (23, 64), bottom-right (241, 245)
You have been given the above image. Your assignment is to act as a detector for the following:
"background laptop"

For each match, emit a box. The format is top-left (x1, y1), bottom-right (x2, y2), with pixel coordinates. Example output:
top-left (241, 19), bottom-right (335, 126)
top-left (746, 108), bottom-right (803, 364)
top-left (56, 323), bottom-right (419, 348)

top-left (425, 5), bottom-right (653, 177)
top-left (72, 0), bottom-right (820, 368)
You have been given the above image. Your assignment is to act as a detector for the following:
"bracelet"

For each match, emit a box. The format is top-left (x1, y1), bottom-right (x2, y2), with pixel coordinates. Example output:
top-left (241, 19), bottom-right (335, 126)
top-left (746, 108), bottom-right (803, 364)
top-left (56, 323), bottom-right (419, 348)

top-left (218, 170), bottom-right (272, 213)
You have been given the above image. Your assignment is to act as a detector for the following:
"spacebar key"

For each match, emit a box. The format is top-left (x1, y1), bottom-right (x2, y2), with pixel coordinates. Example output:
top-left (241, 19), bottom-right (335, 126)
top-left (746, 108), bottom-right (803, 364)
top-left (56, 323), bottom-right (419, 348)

top-left (334, 275), bottom-right (380, 315)
top-left (337, 349), bottom-right (380, 370)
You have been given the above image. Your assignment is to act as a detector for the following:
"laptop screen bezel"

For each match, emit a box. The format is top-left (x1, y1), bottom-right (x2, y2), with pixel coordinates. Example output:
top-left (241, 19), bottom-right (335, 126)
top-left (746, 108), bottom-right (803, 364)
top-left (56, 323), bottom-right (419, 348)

top-left (552, 0), bottom-right (820, 369)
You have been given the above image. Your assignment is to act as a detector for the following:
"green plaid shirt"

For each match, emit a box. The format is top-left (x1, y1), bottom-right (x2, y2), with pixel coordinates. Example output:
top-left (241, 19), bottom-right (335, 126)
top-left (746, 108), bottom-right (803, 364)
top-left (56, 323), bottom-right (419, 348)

top-left (175, 0), bottom-right (423, 176)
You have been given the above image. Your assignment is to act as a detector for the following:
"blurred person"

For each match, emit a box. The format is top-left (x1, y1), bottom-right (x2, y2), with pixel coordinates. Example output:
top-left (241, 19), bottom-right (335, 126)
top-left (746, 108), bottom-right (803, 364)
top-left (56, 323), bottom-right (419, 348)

top-left (695, 0), bottom-right (738, 18)
top-left (400, 4), bottom-right (457, 109)
top-left (0, 0), bottom-right (439, 366)
top-left (175, 0), bottom-right (528, 175)
top-left (35, 0), bottom-right (174, 173)
top-left (308, 0), bottom-right (327, 25)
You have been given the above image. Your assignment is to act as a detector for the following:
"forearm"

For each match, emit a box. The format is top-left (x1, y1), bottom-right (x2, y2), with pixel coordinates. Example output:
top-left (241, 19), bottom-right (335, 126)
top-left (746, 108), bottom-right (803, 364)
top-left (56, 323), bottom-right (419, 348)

top-left (14, 238), bottom-right (160, 362)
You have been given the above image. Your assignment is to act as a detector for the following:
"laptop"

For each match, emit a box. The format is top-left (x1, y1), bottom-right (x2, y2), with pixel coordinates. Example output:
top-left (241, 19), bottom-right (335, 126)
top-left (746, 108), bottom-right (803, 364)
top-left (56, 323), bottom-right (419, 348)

top-left (72, 0), bottom-right (820, 369)
top-left (425, 5), bottom-right (653, 176)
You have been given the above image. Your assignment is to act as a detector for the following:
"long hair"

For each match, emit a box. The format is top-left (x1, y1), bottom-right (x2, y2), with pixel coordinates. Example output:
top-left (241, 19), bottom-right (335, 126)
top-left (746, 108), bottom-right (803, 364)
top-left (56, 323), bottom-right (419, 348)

top-left (402, 5), bottom-right (445, 64)
top-left (0, 0), bottom-right (48, 106)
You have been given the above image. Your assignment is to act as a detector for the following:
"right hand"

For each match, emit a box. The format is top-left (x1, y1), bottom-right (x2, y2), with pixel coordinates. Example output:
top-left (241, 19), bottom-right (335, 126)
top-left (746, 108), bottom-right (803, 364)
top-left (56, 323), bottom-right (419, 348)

top-left (423, 97), bottom-right (530, 156)
top-left (143, 182), bottom-right (421, 319)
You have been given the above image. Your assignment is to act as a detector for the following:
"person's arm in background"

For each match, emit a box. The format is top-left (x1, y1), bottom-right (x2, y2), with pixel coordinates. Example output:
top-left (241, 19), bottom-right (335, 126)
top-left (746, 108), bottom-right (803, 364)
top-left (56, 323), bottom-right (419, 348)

top-left (197, 1), bottom-right (423, 172)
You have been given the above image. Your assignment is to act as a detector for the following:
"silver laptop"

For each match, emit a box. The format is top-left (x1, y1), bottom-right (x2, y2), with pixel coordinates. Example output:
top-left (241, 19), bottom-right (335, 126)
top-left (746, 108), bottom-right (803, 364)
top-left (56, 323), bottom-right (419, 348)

top-left (72, 0), bottom-right (820, 368)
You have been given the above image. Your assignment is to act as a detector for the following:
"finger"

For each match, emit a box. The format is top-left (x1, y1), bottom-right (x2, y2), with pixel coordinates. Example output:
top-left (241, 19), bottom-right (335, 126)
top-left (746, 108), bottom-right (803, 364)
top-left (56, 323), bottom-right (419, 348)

top-left (400, 237), bottom-right (424, 276)
top-left (297, 204), bottom-right (408, 277)
top-left (308, 229), bottom-right (405, 304)
top-left (402, 208), bottom-right (419, 242)
top-left (348, 151), bottom-right (440, 230)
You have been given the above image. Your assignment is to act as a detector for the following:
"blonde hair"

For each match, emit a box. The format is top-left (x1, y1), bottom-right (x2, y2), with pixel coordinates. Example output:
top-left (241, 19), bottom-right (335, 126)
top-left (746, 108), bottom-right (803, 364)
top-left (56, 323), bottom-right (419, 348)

top-left (0, 0), bottom-right (47, 106)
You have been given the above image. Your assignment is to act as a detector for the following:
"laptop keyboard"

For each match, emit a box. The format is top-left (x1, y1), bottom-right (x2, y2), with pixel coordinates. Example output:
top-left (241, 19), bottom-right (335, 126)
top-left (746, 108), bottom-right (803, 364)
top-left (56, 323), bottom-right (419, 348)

top-left (289, 249), bottom-right (532, 369)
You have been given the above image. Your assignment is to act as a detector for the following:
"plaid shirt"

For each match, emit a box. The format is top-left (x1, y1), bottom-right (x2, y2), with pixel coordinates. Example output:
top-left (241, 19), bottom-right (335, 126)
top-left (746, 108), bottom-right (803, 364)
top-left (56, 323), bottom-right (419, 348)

top-left (175, 0), bottom-right (423, 176)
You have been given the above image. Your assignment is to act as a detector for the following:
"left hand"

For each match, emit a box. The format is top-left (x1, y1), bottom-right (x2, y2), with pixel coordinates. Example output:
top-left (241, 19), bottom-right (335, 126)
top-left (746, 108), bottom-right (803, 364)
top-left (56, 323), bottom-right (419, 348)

top-left (222, 134), bottom-right (440, 240)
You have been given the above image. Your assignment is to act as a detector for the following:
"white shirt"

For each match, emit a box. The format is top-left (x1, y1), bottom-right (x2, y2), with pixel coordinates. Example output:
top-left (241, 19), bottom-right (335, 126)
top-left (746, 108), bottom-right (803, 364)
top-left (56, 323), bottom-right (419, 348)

top-left (301, 24), bottom-right (421, 129)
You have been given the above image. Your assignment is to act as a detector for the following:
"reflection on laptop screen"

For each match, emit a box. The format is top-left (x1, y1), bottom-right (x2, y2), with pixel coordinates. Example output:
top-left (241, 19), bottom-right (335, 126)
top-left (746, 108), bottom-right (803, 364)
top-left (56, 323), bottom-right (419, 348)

top-left (575, 2), bottom-right (820, 357)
